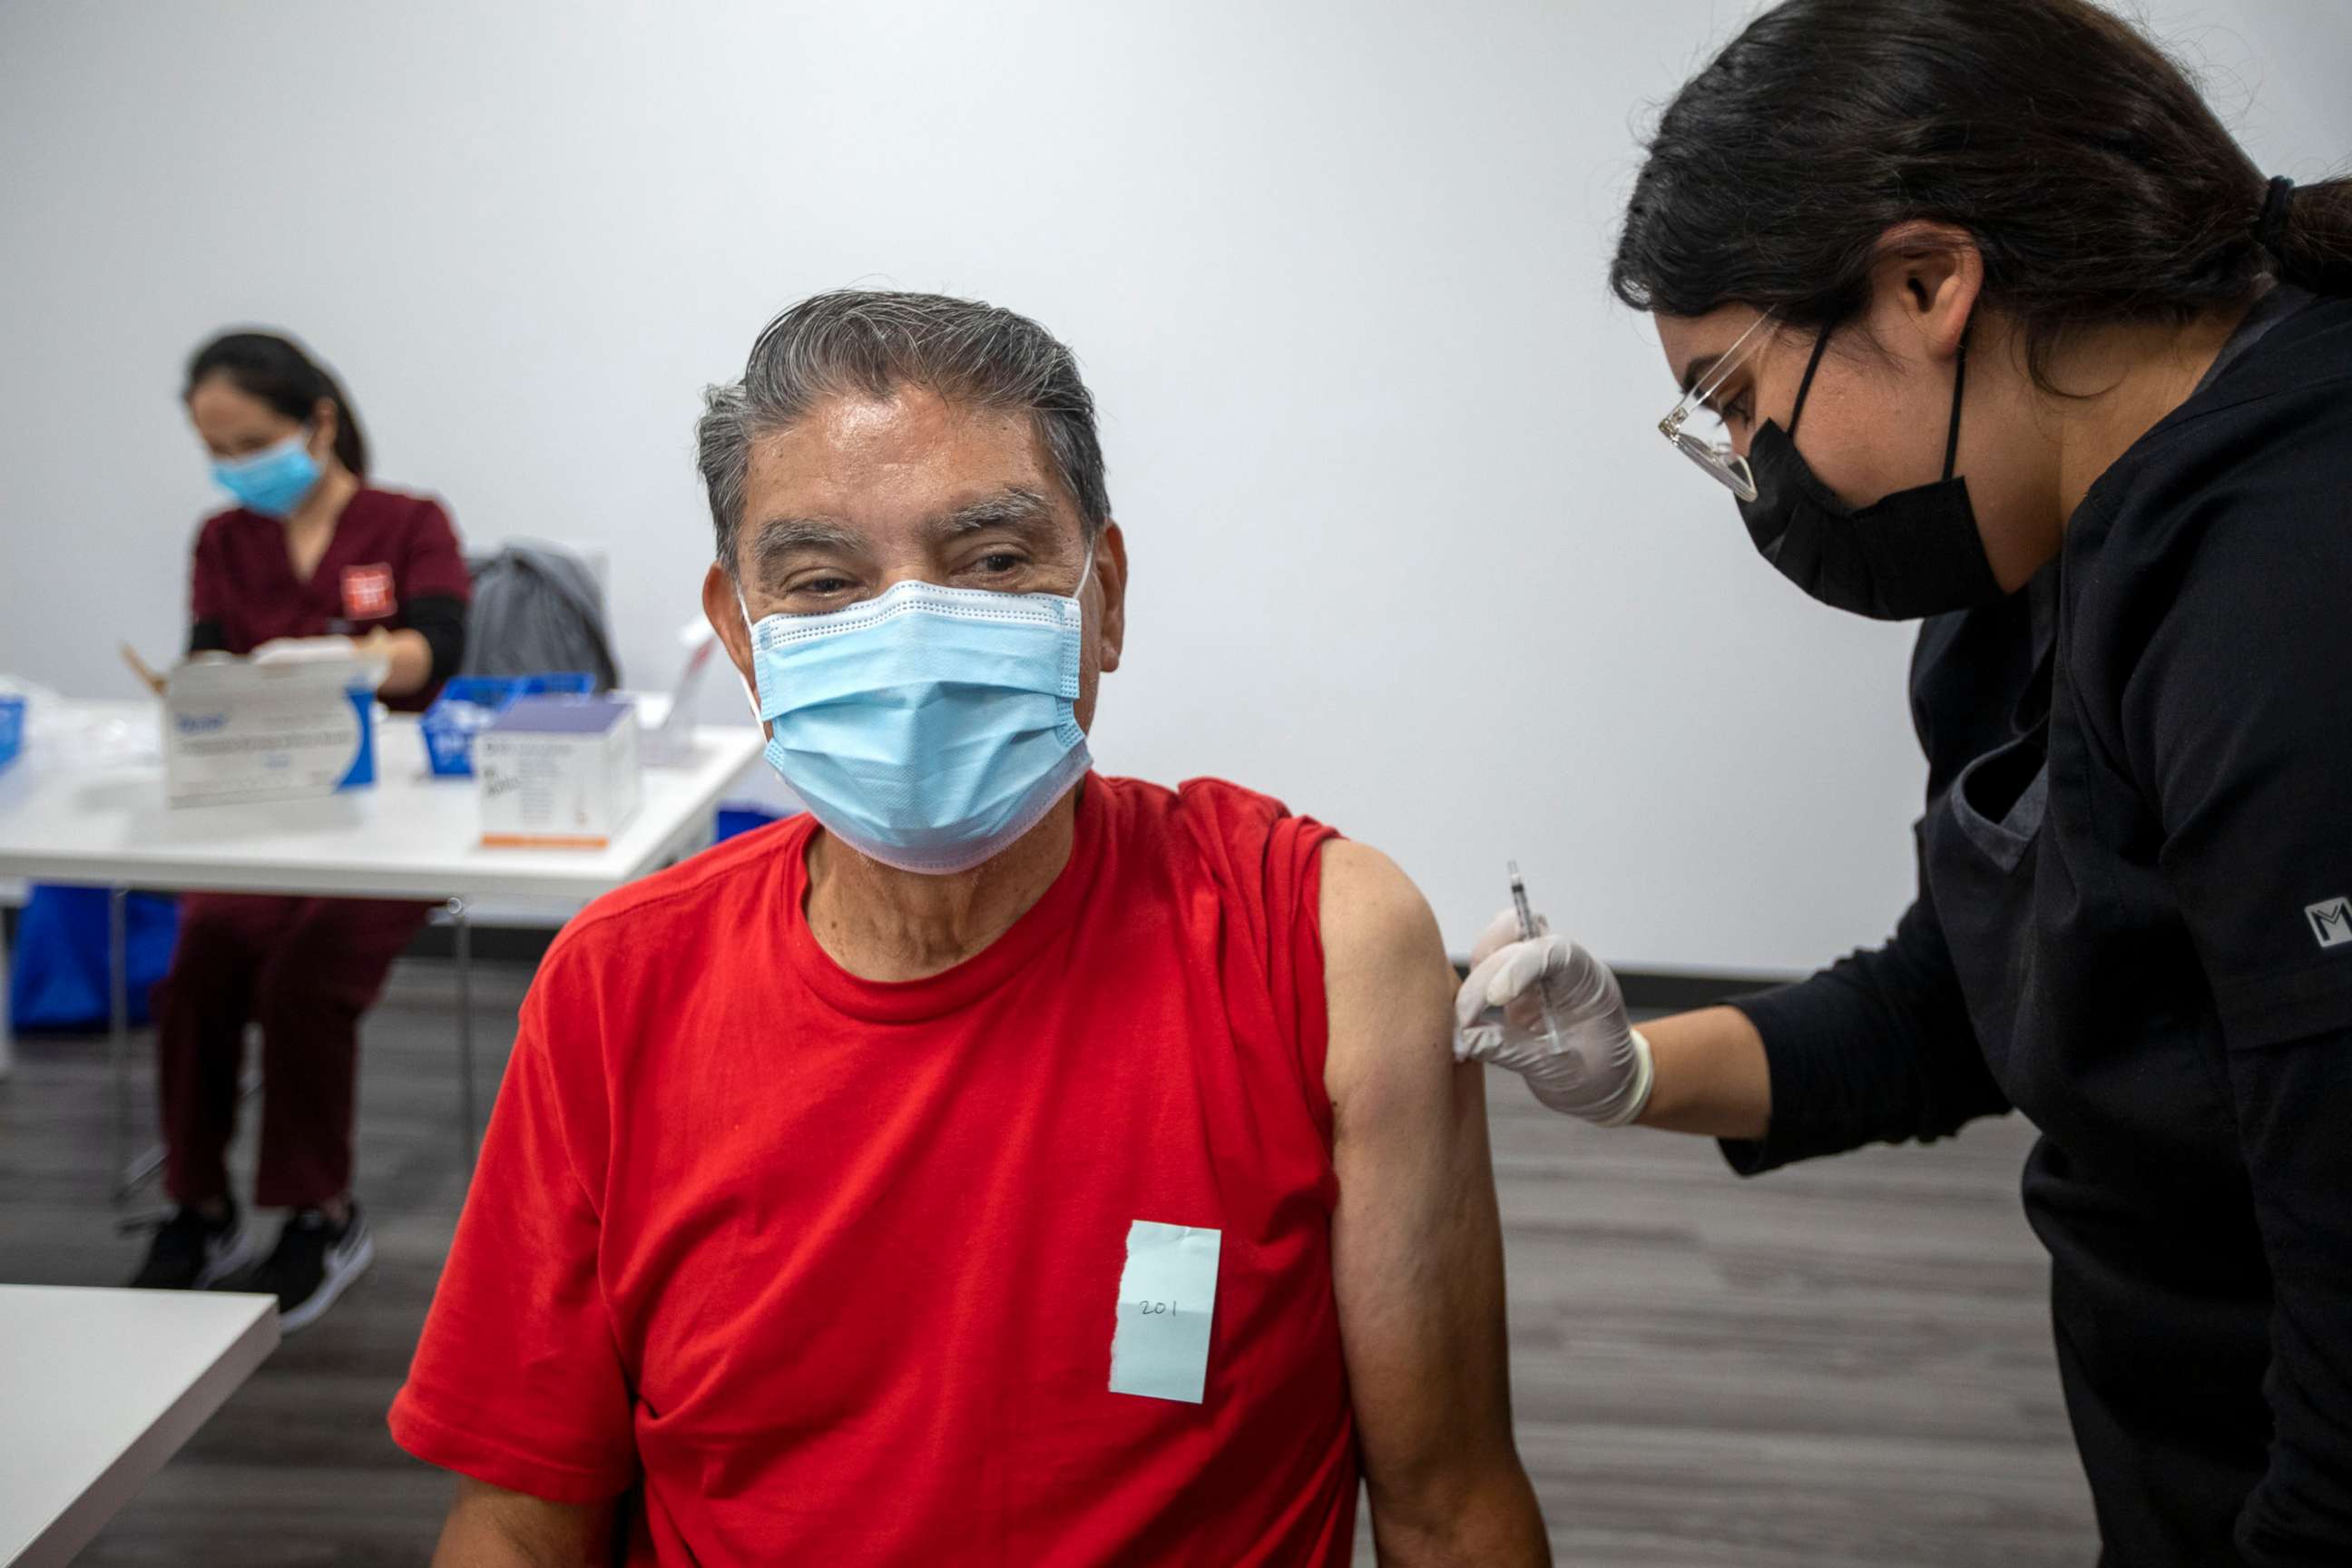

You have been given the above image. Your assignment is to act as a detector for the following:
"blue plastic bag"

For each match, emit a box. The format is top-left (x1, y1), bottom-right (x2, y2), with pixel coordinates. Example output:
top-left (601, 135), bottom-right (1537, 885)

top-left (7, 886), bottom-right (181, 1032)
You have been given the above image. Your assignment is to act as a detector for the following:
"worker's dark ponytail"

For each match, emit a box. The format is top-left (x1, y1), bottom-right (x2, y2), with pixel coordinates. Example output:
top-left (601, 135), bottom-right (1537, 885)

top-left (1610, 0), bottom-right (2352, 387)
top-left (184, 329), bottom-right (369, 479)
top-left (2264, 177), bottom-right (2352, 296)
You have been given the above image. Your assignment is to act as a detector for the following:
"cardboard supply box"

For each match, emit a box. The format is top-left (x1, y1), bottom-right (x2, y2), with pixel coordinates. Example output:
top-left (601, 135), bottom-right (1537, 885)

top-left (163, 658), bottom-right (377, 806)
top-left (477, 695), bottom-right (642, 848)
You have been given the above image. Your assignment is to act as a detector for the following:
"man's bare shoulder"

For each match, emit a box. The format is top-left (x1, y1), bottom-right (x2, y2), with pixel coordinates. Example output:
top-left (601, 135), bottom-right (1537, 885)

top-left (1318, 841), bottom-right (1443, 966)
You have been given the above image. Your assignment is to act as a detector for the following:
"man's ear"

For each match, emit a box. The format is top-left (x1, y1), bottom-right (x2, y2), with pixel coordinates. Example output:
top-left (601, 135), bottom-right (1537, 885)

top-left (1092, 522), bottom-right (1129, 675)
top-left (1867, 220), bottom-right (1984, 363)
top-left (701, 562), bottom-right (766, 732)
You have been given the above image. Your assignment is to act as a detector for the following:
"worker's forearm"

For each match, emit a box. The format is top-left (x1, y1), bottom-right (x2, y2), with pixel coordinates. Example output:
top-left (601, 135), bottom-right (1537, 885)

top-left (371, 627), bottom-right (435, 696)
top-left (1634, 1004), bottom-right (1772, 1139)
top-left (1370, 1465), bottom-right (1551, 1566)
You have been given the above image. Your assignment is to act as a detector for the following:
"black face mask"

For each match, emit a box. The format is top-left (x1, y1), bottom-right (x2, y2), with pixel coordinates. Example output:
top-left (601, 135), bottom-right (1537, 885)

top-left (1734, 324), bottom-right (2006, 621)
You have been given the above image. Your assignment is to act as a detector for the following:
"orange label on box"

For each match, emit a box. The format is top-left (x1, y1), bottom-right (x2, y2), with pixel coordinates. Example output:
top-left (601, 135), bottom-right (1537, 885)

top-left (481, 832), bottom-right (612, 850)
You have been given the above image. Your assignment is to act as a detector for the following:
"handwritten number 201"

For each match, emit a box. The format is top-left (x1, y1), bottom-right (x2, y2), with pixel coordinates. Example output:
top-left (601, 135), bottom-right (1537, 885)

top-left (1137, 1299), bottom-right (1178, 1315)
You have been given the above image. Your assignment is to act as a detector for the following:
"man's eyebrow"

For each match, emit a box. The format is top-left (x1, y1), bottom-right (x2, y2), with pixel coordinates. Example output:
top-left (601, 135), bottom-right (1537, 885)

top-left (750, 516), bottom-right (864, 569)
top-left (746, 488), bottom-right (1063, 577)
top-left (936, 486), bottom-right (1056, 537)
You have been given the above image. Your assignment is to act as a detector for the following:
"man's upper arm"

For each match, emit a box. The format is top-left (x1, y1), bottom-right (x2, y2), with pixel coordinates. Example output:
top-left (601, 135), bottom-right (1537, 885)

top-left (1319, 840), bottom-right (1548, 1563)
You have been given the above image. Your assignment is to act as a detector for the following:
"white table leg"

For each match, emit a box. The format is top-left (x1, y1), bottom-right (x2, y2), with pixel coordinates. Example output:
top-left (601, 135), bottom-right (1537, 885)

top-left (109, 886), bottom-right (170, 1201)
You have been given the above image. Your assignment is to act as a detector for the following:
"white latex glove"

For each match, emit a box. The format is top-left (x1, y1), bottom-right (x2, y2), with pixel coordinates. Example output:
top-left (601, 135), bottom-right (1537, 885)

top-left (251, 634), bottom-right (358, 663)
top-left (1453, 908), bottom-right (1655, 1127)
top-left (251, 635), bottom-right (392, 692)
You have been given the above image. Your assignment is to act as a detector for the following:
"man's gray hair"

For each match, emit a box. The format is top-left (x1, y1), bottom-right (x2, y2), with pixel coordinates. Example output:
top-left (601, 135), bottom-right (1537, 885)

top-left (697, 289), bottom-right (1112, 576)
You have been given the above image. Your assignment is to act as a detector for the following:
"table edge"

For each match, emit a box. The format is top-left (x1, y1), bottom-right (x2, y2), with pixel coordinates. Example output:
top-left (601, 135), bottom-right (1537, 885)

top-left (3, 1296), bottom-right (278, 1568)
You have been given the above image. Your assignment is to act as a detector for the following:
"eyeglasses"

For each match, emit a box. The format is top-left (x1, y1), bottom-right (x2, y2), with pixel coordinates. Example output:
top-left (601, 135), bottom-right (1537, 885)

top-left (1658, 310), bottom-right (1779, 502)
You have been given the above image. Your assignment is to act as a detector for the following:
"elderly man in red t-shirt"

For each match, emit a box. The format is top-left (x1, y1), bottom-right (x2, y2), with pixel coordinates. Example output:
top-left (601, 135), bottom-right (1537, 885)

top-left (390, 290), bottom-right (1548, 1566)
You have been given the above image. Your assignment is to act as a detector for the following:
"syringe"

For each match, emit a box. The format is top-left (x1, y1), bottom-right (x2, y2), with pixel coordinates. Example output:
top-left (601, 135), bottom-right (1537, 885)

top-left (1508, 862), bottom-right (1565, 1057)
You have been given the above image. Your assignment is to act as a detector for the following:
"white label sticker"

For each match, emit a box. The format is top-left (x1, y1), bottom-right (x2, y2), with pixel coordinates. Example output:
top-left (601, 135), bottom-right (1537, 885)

top-left (1108, 1220), bottom-right (1220, 1404)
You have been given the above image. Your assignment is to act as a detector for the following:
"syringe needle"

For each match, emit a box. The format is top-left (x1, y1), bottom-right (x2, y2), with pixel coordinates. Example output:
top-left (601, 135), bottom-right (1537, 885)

top-left (1507, 861), bottom-right (1565, 1058)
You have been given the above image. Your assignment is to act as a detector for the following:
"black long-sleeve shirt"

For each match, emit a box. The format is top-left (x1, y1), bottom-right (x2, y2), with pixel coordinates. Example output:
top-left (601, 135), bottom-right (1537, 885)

top-left (190, 593), bottom-right (464, 680)
top-left (1714, 288), bottom-right (2352, 1566)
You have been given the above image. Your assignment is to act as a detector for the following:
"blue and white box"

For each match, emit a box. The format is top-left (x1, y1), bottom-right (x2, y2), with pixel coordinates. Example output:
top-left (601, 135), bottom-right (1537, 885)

top-left (163, 658), bottom-right (377, 806)
top-left (476, 695), bottom-right (641, 848)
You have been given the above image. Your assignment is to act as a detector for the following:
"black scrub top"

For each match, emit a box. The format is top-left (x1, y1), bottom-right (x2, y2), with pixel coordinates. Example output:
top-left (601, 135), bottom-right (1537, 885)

top-left (1729, 286), bottom-right (2352, 1568)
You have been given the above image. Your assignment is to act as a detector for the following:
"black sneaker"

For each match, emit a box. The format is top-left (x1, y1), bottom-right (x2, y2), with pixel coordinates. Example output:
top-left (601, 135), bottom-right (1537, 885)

top-left (230, 1202), bottom-right (376, 1334)
top-left (128, 1203), bottom-right (256, 1290)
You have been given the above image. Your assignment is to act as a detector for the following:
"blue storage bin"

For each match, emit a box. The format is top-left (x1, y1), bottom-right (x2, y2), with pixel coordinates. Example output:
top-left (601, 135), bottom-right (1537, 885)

top-left (716, 804), bottom-right (787, 841)
top-left (421, 673), bottom-right (593, 776)
top-left (0, 694), bottom-right (22, 772)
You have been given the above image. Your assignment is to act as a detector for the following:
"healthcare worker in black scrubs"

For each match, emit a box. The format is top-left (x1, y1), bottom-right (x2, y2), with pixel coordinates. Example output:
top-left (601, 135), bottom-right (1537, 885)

top-left (1455, 2), bottom-right (2352, 1563)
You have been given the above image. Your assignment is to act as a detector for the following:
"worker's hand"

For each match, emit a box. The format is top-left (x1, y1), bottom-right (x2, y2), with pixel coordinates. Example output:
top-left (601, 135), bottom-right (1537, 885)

top-left (1453, 910), bottom-right (1654, 1127)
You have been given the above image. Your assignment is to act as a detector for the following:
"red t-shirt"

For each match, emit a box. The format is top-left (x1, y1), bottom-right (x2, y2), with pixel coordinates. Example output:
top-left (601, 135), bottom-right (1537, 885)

top-left (390, 775), bottom-right (1358, 1565)
top-left (188, 486), bottom-right (470, 711)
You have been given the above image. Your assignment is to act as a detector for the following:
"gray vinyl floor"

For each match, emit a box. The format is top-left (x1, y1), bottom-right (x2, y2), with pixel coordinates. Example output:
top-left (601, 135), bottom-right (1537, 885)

top-left (0, 962), bottom-right (2100, 1566)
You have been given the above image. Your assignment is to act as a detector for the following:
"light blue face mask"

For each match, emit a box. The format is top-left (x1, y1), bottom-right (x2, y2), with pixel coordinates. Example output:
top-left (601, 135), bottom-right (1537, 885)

top-left (742, 561), bottom-right (1093, 875)
top-left (211, 431), bottom-right (322, 518)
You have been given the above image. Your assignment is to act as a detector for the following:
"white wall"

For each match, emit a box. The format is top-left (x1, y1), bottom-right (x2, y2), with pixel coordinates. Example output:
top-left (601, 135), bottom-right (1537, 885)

top-left (2, 1), bottom-right (2344, 971)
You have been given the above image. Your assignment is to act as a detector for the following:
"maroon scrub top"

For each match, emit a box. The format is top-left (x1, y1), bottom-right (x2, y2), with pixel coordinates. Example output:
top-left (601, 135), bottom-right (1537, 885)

top-left (188, 486), bottom-right (470, 711)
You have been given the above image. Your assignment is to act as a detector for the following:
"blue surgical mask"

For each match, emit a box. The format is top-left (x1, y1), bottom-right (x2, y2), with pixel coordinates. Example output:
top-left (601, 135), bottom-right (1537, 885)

top-left (742, 563), bottom-right (1093, 875)
top-left (211, 432), bottom-right (322, 518)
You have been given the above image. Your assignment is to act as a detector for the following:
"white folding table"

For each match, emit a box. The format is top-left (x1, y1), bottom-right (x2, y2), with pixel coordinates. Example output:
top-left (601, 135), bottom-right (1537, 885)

top-left (0, 699), bottom-right (763, 1189)
top-left (0, 1285), bottom-right (279, 1568)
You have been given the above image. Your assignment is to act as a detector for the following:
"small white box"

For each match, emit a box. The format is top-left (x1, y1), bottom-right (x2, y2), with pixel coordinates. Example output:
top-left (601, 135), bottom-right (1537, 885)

top-left (477, 695), bottom-right (641, 848)
top-left (163, 659), bottom-right (377, 807)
